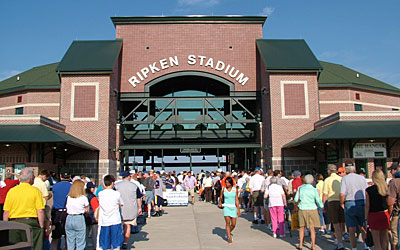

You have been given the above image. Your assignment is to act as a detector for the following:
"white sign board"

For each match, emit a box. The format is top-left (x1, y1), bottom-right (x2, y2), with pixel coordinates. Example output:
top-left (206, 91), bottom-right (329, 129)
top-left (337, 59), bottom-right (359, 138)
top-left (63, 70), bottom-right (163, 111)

top-left (353, 143), bottom-right (386, 158)
top-left (164, 191), bottom-right (188, 206)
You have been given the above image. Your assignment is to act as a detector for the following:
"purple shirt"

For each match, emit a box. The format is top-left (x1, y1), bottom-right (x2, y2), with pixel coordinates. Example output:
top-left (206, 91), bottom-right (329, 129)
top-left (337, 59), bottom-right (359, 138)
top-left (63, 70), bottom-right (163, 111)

top-left (184, 176), bottom-right (197, 189)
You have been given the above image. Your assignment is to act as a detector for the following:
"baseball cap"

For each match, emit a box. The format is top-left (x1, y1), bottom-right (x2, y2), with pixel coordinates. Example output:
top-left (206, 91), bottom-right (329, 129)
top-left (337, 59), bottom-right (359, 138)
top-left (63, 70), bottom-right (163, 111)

top-left (87, 182), bottom-right (96, 188)
top-left (121, 171), bottom-right (130, 178)
top-left (143, 171), bottom-right (149, 174)
top-left (293, 170), bottom-right (301, 176)
top-left (338, 167), bottom-right (346, 173)
top-left (60, 167), bottom-right (71, 178)
top-left (155, 171), bottom-right (160, 175)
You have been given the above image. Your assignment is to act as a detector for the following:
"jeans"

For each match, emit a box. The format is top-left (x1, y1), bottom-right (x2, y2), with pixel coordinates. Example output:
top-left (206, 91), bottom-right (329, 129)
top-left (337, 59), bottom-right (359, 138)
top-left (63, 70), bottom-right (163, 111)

top-left (65, 214), bottom-right (86, 250)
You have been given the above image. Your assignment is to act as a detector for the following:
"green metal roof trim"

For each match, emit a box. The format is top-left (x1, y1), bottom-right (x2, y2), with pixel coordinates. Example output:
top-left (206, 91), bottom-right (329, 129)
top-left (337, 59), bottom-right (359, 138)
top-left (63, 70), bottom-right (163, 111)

top-left (319, 61), bottom-right (400, 94)
top-left (284, 120), bottom-right (400, 148)
top-left (0, 125), bottom-right (98, 151)
top-left (57, 40), bottom-right (122, 73)
top-left (0, 63), bottom-right (60, 94)
top-left (256, 39), bottom-right (322, 71)
top-left (111, 16), bottom-right (267, 26)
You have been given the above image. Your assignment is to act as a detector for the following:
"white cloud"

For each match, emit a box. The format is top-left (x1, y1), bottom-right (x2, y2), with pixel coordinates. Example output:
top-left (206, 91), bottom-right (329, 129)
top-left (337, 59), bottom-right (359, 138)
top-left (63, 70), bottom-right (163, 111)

top-left (260, 6), bottom-right (275, 16)
top-left (0, 70), bottom-right (21, 81)
top-left (178, 0), bottom-right (219, 7)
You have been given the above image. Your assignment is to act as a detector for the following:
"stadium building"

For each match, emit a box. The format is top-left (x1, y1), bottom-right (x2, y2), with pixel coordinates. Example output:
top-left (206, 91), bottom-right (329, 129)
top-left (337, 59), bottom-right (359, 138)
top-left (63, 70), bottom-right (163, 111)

top-left (0, 16), bottom-right (399, 181)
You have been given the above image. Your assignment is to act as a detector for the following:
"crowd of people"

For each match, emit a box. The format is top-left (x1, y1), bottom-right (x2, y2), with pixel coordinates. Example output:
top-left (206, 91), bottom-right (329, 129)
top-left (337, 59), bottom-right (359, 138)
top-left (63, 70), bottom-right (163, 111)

top-left (1, 162), bottom-right (400, 250)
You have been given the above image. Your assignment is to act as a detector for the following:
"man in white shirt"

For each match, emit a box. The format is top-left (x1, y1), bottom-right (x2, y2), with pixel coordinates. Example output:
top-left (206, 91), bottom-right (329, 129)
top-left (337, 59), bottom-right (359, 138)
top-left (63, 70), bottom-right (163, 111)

top-left (249, 168), bottom-right (266, 224)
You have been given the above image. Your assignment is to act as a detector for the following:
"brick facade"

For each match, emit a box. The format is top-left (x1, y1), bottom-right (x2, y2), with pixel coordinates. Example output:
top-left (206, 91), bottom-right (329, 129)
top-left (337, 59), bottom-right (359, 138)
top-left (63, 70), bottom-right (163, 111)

top-left (116, 23), bottom-right (263, 93)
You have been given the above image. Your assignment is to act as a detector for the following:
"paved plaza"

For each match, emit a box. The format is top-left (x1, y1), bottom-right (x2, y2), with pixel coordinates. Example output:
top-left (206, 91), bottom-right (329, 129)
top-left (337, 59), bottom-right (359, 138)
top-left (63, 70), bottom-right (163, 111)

top-left (118, 199), bottom-right (363, 250)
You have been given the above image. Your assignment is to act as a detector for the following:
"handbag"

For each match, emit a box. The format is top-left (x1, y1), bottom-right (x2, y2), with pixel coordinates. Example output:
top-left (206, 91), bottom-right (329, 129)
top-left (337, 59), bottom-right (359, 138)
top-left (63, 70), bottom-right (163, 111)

top-left (365, 226), bottom-right (374, 247)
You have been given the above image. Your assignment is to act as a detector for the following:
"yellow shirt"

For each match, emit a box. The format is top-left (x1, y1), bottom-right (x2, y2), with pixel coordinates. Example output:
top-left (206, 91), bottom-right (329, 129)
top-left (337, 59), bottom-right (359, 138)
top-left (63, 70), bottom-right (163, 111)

top-left (316, 180), bottom-right (324, 200)
top-left (322, 173), bottom-right (342, 202)
top-left (3, 182), bottom-right (45, 218)
top-left (33, 177), bottom-right (49, 203)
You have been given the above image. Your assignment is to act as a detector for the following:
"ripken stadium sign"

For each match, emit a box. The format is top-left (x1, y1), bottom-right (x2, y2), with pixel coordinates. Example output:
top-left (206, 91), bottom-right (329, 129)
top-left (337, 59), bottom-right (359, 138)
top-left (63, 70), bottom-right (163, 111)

top-left (128, 55), bottom-right (249, 87)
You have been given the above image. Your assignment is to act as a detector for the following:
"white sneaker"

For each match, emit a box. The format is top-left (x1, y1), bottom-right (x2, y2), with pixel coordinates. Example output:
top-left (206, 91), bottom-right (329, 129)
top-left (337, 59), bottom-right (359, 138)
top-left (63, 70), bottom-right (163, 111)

top-left (273, 233), bottom-right (277, 238)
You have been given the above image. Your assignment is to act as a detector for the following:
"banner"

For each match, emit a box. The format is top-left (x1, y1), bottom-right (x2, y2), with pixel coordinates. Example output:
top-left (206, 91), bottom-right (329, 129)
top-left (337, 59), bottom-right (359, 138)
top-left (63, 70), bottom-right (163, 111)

top-left (164, 191), bottom-right (188, 206)
top-left (353, 143), bottom-right (386, 158)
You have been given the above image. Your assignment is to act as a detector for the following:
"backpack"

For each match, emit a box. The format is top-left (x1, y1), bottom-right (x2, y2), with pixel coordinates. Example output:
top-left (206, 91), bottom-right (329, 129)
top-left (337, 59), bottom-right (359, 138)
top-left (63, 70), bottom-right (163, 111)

top-left (214, 180), bottom-right (222, 192)
top-left (84, 193), bottom-right (97, 225)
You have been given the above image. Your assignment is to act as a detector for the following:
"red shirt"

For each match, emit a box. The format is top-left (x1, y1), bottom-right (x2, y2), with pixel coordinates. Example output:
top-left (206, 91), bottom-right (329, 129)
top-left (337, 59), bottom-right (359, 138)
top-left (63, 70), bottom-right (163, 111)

top-left (0, 179), bottom-right (19, 204)
top-left (292, 177), bottom-right (302, 193)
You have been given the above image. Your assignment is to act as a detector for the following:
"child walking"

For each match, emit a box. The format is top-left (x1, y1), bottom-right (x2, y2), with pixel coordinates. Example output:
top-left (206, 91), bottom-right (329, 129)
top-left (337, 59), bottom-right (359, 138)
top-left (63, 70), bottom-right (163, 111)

top-left (98, 175), bottom-right (124, 250)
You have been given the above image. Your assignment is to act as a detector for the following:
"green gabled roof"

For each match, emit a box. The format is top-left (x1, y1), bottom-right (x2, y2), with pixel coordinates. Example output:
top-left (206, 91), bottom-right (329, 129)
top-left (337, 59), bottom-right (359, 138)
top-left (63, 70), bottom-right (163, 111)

top-left (57, 39), bottom-right (122, 73)
top-left (0, 124), bottom-right (98, 151)
top-left (284, 120), bottom-right (400, 148)
top-left (256, 39), bottom-right (322, 71)
top-left (319, 61), bottom-right (400, 94)
top-left (0, 63), bottom-right (60, 94)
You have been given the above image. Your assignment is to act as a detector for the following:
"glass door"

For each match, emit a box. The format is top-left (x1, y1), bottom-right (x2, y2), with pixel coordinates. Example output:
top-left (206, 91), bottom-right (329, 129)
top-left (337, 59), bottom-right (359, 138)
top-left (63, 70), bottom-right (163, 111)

top-left (0, 164), bottom-right (5, 181)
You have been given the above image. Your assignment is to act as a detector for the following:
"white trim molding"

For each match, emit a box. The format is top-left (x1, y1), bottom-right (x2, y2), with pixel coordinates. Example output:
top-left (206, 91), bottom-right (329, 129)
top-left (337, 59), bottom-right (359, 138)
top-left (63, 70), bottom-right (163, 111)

top-left (70, 82), bottom-right (99, 121)
top-left (280, 81), bottom-right (310, 119)
top-left (319, 100), bottom-right (400, 110)
top-left (0, 103), bottom-right (59, 111)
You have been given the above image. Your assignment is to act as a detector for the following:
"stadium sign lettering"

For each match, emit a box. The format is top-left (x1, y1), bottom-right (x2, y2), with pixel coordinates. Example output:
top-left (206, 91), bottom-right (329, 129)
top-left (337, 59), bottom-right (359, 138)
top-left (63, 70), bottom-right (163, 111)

top-left (128, 55), bottom-right (249, 87)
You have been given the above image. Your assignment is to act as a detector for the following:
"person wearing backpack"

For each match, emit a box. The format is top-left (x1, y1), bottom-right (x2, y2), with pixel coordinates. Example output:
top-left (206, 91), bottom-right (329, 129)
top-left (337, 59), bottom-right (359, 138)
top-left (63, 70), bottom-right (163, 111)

top-left (85, 182), bottom-right (99, 249)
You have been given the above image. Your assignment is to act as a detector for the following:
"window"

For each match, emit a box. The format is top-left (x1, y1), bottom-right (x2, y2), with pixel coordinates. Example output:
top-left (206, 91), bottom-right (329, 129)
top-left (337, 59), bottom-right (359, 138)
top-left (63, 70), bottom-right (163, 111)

top-left (354, 104), bottom-right (363, 111)
top-left (17, 96), bottom-right (22, 103)
top-left (15, 107), bottom-right (23, 115)
top-left (355, 93), bottom-right (360, 100)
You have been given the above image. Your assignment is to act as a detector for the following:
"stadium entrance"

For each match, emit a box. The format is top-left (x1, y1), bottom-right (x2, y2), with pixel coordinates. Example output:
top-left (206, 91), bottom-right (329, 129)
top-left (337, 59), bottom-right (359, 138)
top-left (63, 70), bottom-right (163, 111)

top-left (119, 72), bottom-right (261, 172)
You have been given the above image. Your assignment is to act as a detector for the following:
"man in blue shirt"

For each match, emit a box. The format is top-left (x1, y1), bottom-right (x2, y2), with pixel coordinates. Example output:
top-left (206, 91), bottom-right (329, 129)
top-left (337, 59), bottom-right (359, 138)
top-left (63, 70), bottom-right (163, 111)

top-left (51, 167), bottom-right (72, 249)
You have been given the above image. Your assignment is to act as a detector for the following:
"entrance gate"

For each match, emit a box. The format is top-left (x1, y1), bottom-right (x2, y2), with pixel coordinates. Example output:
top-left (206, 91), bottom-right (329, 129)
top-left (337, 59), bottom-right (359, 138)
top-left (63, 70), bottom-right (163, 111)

top-left (118, 72), bottom-right (261, 171)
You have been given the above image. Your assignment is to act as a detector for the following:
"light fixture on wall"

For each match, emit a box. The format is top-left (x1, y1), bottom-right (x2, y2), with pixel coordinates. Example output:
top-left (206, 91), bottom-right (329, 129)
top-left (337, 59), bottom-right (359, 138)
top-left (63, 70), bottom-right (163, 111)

top-left (202, 155), bottom-right (206, 161)
top-left (369, 139), bottom-right (375, 143)
top-left (5, 144), bottom-right (10, 147)
top-left (64, 149), bottom-right (68, 152)
top-left (52, 146), bottom-right (57, 150)
top-left (174, 156), bottom-right (178, 161)
top-left (325, 142), bottom-right (331, 146)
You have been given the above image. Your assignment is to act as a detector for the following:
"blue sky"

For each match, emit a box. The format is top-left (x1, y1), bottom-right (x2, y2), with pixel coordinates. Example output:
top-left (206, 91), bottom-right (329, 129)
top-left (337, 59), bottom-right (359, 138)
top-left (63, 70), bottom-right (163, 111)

top-left (0, 0), bottom-right (399, 87)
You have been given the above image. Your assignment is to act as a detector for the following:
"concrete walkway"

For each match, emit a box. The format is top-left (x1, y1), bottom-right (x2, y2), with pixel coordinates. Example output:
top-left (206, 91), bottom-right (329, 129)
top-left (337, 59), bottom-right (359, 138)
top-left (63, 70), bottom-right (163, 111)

top-left (127, 200), bottom-right (352, 250)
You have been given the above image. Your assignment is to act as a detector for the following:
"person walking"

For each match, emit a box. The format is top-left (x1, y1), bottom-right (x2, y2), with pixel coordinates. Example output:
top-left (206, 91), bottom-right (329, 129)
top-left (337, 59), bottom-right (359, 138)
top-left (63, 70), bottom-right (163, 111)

top-left (294, 174), bottom-right (323, 250)
top-left (315, 173), bottom-right (327, 234)
top-left (219, 177), bottom-right (240, 245)
top-left (115, 171), bottom-right (143, 249)
top-left (340, 164), bottom-right (369, 250)
top-left (98, 175), bottom-right (124, 250)
top-left (184, 172), bottom-right (197, 204)
top-left (85, 182), bottom-right (99, 249)
top-left (154, 172), bottom-right (164, 216)
top-left (65, 179), bottom-right (89, 250)
top-left (387, 163), bottom-right (400, 250)
top-left (203, 172), bottom-right (213, 203)
top-left (264, 177), bottom-right (287, 238)
top-left (249, 168), bottom-right (265, 224)
top-left (366, 169), bottom-right (390, 250)
top-left (0, 172), bottom-right (19, 220)
top-left (51, 167), bottom-right (72, 250)
top-left (142, 171), bottom-right (155, 218)
top-left (322, 164), bottom-right (346, 250)
top-left (3, 168), bottom-right (45, 250)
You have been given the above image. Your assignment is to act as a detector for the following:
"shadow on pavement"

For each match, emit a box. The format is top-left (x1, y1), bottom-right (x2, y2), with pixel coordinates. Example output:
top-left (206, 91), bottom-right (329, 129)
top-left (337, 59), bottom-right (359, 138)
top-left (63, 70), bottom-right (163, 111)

top-left (212, 227), bottom-right (228, 242)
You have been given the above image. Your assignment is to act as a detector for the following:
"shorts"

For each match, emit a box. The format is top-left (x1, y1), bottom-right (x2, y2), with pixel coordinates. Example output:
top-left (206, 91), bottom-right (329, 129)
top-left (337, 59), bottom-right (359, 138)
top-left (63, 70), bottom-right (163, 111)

top-left (187, 188), bottom-right (195, 197)
top-left (145, 190), bottom-right (154, 205)
top-left (328, 201), bottom-right (345, 224)
top-left (99, 224), bottom-right (124, 250)
top-left (252, 191), bottom-right (264, 206)
top-left (344, 200), bottom-right (365, 228)
top-left (390, 215), bottom-right (398, 245)
top-left (51, 209), bottom-right (67, 239)
top-left (155, 196), bottom-right (164, 206)
top-left (368, 211), bottom-right (390, 230)
top-left (299, 209), bottom-right (320, 228)
top-left (123, 218), bottom-right (137, 226)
